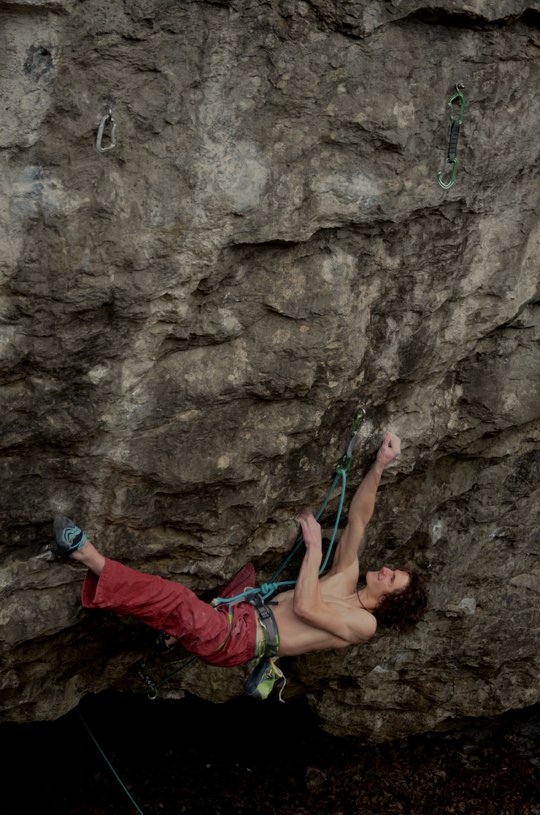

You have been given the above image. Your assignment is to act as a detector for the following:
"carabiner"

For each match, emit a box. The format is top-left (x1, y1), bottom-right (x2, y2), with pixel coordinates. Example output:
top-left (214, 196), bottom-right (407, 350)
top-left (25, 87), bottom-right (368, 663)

top-left (437, 159), bottom-right (459, 190)
top-left (351, 406), bottom-right (366, 433)
top-left (138, 663), bottom-right (159, 700)
top-left (96, 107), bottom-right (117, 153)
top-left (339, 406), bottom-right (367, 472)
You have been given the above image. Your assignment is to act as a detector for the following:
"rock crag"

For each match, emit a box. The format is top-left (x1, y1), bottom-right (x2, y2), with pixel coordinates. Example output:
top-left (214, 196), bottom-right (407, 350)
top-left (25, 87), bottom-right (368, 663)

top-left (1, 1), bottom-right (539, 742)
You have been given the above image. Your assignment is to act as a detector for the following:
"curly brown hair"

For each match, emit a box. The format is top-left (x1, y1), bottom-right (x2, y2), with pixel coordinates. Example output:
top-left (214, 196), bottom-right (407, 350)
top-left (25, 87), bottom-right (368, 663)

top-left (372, 568), bottom-right (428, 634)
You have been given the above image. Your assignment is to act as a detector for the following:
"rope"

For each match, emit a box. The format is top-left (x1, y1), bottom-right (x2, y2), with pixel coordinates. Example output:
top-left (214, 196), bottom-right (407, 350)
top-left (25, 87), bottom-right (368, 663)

top-left (78, 710), bottom-right (146, 815)
top-left (214, 407), bottom-right (365, 605)
top-left (268, 464), bottom-right (347, 584)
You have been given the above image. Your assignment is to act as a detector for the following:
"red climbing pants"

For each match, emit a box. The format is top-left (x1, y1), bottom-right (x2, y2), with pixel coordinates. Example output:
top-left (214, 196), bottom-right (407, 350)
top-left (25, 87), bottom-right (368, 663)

top-left (82, 558), bottom-right (258, 667)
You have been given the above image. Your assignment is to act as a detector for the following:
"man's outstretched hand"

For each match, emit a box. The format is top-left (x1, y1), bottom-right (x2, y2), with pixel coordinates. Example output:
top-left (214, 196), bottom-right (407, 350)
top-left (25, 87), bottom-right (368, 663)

top-left (376, 431), bottom-right (401, 469)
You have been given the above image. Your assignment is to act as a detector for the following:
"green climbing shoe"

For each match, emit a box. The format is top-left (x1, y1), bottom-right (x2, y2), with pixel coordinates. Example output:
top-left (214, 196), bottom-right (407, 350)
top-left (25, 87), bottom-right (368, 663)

top-left (244, 657), bottom-right (285, 701)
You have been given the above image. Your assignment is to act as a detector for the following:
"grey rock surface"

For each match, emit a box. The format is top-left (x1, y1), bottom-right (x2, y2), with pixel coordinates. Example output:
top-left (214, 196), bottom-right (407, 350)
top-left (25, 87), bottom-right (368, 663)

top-left (1, 0), bottom-right (539, 741)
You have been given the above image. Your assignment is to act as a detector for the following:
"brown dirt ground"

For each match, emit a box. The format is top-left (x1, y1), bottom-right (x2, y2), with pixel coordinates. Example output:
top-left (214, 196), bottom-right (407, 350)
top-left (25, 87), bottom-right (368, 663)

top-left (3, 692), bottom-right (539, 815)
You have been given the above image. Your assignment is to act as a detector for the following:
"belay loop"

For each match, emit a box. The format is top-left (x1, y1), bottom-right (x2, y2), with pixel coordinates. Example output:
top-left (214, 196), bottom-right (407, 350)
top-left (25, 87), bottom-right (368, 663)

top-left (437, 82), bottom-right (466, 190)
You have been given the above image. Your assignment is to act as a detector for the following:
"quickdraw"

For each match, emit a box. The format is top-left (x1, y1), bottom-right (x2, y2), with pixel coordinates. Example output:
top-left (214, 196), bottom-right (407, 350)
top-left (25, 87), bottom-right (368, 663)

top-left (339, 406), bottom-right (366, 473)
top-left (96, 107), bottom-right (117, 153)
top-left (437, 82), bottom-right (466, 190)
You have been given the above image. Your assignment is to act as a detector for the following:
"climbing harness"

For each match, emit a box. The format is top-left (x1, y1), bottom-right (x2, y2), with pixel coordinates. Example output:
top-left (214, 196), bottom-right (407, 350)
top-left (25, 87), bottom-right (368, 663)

top-left (252, 595), bottom-right (280, 659)
top-left (244, 595), bottom-right (285, 700)
top-left (137, 407), bottom-right (367, 699)
top-left (96, 107), bottom-right (117, 153)
top-left (437, 83), bottom-right (466, 190)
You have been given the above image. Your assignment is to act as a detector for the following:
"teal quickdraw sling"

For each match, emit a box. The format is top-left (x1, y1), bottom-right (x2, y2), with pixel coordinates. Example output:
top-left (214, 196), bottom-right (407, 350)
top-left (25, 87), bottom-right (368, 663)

top-left (211, 407), bottom-right (366, 607)
top-left (437, 82), bottom-right (466, 190)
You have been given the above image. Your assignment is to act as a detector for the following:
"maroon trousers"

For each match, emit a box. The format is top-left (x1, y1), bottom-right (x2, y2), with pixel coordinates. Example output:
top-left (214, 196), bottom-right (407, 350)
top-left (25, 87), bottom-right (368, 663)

top-left (82, 558), bottom-right (258, 667)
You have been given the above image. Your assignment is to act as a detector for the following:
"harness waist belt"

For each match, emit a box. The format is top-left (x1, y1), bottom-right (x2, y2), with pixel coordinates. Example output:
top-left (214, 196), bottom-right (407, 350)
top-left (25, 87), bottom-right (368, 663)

top-left (252, 601), bottom-right (280, 659)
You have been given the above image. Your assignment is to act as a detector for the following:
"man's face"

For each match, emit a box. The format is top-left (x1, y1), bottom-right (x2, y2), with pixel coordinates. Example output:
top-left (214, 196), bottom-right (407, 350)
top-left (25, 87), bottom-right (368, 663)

top-left (366, 566), bottom-right (410, 602)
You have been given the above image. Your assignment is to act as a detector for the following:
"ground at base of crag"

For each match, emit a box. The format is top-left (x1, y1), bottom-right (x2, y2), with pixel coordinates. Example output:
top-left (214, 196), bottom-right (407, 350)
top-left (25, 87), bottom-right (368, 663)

top-left (2, 693), bottom-right (539, 815)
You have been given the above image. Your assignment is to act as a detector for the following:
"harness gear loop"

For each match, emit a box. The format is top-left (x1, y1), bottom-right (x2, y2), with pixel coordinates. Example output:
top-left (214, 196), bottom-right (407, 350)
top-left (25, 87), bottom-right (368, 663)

top-left (437, 82), bottom-right (466, 190)
top-left (96, 107), bottom-right (117, 153)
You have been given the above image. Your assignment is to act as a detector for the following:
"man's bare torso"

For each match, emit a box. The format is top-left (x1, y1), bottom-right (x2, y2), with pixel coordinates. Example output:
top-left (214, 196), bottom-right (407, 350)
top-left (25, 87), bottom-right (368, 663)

top-left (271, 570), bottom-right (376, 657)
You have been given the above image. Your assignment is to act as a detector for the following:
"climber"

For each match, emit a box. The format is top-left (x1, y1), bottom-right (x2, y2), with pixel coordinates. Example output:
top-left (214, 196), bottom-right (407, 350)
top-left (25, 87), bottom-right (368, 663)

top-left (52, 432), bottom-right (428, 672)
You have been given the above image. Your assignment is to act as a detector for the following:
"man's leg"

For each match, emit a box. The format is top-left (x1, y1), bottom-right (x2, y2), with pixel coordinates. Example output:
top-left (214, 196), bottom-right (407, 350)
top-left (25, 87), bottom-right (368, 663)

top-left (51, 516), bottom-right (104, 573)
top-left (70, 540), bottom-right (105, 575)
top-left (81, 556), bottom-right (233, 659)
top-left (55, 517), bottom-right (258, 666)
top-left (50, 515), bottom-right (228, 655)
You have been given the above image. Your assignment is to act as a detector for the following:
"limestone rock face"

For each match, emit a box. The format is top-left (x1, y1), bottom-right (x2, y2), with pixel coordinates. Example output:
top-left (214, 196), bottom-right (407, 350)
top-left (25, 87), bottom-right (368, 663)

top-left (1, 1), bottom-right (539, 741)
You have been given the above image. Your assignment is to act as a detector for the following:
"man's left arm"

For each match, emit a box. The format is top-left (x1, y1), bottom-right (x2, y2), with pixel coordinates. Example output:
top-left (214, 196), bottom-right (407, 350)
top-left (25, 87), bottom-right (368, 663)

top-left (330, 431), bottom-right (401, 577)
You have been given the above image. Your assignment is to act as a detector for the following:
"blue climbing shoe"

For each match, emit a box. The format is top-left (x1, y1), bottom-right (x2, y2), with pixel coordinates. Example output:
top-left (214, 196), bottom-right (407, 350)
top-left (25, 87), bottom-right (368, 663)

top-left (49, 516), bottom-right (88, 559)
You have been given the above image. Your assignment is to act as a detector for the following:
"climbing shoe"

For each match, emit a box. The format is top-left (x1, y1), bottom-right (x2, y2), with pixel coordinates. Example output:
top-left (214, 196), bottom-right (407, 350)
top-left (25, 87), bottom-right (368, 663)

top-left (48, 516), bottom-right (88, 559)
top-left (244, 657), bottom-right (286, 701)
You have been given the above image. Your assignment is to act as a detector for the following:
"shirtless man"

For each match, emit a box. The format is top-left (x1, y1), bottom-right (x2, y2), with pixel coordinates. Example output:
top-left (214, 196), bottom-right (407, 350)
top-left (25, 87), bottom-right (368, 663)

top-left (270, 431), bottom-right (426, 658)
top-left (55, 432), bottom-right (427, 686)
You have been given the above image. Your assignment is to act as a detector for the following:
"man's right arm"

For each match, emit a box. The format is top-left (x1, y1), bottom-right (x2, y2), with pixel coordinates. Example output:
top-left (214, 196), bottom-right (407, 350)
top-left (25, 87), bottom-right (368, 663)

top-left (330, 432), bottom-right (401, 576)
top-left (294, 512), bottom-right (377, 643)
